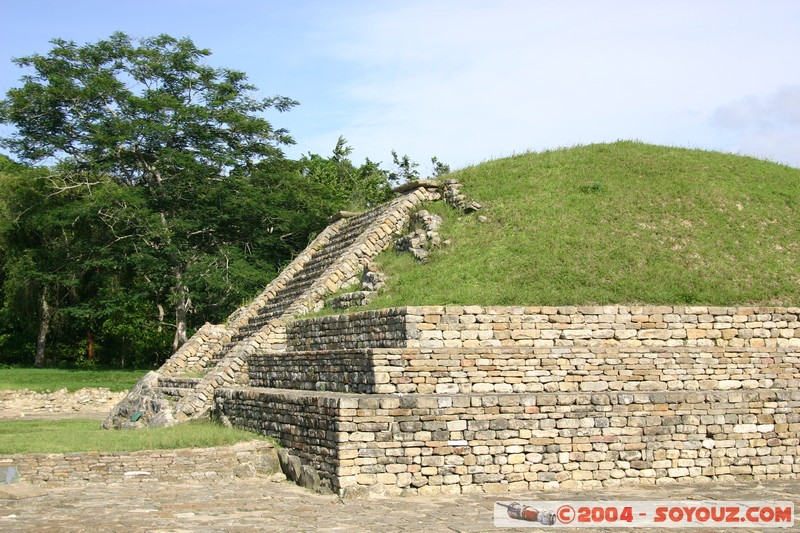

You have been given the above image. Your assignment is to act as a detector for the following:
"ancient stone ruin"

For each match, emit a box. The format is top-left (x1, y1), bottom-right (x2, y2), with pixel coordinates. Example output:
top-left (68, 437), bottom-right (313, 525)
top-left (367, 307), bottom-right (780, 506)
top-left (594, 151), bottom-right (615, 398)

top-left (106, 180), bottom-right (800, 497)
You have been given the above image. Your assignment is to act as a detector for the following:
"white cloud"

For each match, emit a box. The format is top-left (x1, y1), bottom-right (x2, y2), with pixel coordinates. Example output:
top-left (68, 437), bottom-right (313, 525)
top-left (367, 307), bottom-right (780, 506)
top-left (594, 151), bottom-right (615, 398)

top-left (709, 86), bottom-right (800, 167)
top-left (712, 86), bottom-right (800, 129)
top-left (299, 0), bottom-right (800, 169)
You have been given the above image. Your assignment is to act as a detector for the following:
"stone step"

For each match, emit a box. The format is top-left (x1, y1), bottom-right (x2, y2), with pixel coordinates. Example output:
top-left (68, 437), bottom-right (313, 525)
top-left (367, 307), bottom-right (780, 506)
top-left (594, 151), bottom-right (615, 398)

top-left (214, 385), bottom-right (800, 496)
top-left (158, 386), bottom-right (194, 399)
top-left (158, 376), bottom-right (202, 389)
top-left (249, 343), bottom-right (800, 395)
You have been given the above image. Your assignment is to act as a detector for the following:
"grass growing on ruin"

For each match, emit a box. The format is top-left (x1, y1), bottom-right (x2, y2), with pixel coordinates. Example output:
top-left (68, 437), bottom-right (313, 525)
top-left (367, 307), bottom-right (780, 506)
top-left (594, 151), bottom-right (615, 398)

top-left (0, 367), bottom-right (145, 392)
top-left (0, 419), bottom-right (265, 454)
top-left (369, 141), bottom-right (800, 307)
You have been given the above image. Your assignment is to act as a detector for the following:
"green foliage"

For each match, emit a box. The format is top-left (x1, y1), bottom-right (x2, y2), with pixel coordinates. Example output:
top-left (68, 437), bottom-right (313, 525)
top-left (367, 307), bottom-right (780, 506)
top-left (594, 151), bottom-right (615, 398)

top-left (390, 150), bottom-right (420, 182)
top-left (0, 32), bottom-right (296, 176)
top-left (299, 136), bottom-right (396, 210)
top-left (369, 142), bottom-right (800, 307)
top-left (0, 33), bottom-right (427, 367)
top-left (0, 367), bottom-right (143, 391)
top-left (0, 419), bottom-right (264, 454)
top-left (0, 33), bottom-right (375, 368)
top-left (430, 156), bottom-right (451, 178)
top-left (0, 32), bottom-right (304, 364)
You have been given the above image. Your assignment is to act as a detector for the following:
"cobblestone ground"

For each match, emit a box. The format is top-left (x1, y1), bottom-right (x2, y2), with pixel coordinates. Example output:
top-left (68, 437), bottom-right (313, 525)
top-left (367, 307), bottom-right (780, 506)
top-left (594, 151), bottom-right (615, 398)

top-left (1, 477), bottom-right (797, 532)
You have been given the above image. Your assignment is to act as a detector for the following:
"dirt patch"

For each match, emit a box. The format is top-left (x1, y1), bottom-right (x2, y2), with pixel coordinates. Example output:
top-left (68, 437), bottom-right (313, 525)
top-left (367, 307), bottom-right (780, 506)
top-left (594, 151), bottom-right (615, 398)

top-left (0, 388), bottom-right (126, 420)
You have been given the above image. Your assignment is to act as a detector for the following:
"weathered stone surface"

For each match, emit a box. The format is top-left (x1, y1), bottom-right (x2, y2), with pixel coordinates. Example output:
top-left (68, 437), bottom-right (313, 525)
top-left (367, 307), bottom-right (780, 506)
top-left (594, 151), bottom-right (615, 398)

top-left (216, 385), bottom-right (800, 496)
top-left (0, 482), bottom-right (47, 500)
top-left (395, 210), bottom-right (443, 263)
top-left (0, 388), bottom-right (126, 420)
top-left (101, 372), bottom-right (176, 430)
top-left (298, 465), bottom-right (322, 492)
top-left (278, 448), bottom-right (304, 485)
top-left (4, 441), bottom-right (276, 486)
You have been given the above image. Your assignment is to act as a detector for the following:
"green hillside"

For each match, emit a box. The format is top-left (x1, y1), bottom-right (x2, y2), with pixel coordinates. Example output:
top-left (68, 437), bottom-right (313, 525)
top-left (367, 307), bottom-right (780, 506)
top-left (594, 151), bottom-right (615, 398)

top-left (369, 141), bottom-right (800, 307)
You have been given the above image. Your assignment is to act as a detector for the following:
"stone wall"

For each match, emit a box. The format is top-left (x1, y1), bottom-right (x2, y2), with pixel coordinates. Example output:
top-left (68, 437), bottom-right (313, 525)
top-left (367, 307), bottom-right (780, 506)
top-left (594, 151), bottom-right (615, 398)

top-left (287, 308), bottom-right (408, 351)
top-left (248, 351), bottom-right (377, 393)
top-left (1, 441), bottom-right (277, 486)
top-left (225, 304), bottom-right (800, 496)
top-left (214, 388), bottom-right (341, 489)
top-left (287, 310), bottom-right (409, 352)
top-left (288, 305), bottom-right (800, 351)
top-left (215, 388), bottom-right (800, 496)
top-left (251, 346), bottom-right (799, 395)
top-left (334, 388), bottom-right (800, 495)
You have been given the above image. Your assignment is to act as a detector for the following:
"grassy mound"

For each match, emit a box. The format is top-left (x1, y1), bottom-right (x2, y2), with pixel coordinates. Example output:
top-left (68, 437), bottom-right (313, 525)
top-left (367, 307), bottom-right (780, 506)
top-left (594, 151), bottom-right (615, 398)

top-left (370, 141), bottom-right (800, 307)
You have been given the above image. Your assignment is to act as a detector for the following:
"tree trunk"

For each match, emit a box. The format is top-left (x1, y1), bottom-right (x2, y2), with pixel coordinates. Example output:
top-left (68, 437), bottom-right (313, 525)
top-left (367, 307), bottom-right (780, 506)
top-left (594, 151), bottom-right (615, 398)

top-left (34, 293), bottom-right (51, 368)
top-left (86, 329), bottom-right (94, 361)
top-left (171, 269), bottom-right (190, 353)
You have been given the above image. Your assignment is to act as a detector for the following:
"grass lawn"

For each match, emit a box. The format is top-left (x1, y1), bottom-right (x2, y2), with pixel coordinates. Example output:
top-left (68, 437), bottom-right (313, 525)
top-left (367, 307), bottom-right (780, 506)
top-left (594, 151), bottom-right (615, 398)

top-left (0, 419), bottom-right (265, 454)
top-left (0, 367), bottom-right (145, 392)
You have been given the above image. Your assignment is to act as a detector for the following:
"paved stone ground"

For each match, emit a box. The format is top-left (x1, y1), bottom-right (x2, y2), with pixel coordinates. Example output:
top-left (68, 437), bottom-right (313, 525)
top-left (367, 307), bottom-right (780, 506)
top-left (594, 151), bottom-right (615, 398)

top-left (1, 476), bottom-right (797, 532)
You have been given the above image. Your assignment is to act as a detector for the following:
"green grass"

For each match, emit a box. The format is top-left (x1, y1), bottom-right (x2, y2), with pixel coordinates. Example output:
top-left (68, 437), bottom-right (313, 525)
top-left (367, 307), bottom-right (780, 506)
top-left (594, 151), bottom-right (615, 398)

top-left (367, 142), bottom-right (800, 307)
top-left (0, 419), bottom-right (265, 454)
top-left (0, 368), bottom-right (145, 392)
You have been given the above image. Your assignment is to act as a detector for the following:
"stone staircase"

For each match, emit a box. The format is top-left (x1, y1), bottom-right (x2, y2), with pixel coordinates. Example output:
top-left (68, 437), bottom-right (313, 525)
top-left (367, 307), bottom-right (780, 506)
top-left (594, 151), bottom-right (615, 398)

top-left (103, 181), bottom-right (443, 429)
top-left (220, 209), bottom-right (378, 352)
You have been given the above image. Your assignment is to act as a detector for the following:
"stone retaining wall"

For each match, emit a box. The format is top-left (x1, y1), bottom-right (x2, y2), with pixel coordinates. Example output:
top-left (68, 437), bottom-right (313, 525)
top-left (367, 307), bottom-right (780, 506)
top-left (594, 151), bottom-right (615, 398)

top-left (1, 441), bottom-right (277, 486)
top-left (215, 388), bottom-right (800, 496)
top-left (248, 346), bottom-right (800, 395)
top-left (214, 388), bottom-right (340, 488)
top-left (287, 308), bottom-right (409, 351)
top-left (288, 306), bottom-right (800, 352)
top-left (248, 351), bottom-right (377, 392)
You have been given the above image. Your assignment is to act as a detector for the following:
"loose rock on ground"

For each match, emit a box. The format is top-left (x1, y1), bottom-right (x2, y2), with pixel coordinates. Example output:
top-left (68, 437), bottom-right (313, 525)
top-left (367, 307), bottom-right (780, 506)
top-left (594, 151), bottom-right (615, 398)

top-left (0, 388), bottom-right (126, 420)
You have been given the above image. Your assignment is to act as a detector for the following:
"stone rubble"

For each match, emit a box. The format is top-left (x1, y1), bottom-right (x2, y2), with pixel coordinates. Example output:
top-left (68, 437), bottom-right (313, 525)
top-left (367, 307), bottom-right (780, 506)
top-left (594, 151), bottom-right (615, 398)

top-left (0, 387), bottom-right (126, 419)
top-left (395, 209), bottom-right (443, 263)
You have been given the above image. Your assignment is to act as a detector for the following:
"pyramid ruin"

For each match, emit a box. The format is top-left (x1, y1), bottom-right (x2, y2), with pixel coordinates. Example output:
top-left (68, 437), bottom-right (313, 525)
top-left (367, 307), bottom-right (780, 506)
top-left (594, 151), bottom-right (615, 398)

top-left (105, 180), bottom-right (800, 497)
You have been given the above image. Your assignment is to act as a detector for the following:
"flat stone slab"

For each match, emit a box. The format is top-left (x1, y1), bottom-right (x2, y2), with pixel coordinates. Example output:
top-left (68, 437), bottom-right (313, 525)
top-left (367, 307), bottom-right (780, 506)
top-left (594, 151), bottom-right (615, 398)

top-left (0, 483), bottom-right (47, 501)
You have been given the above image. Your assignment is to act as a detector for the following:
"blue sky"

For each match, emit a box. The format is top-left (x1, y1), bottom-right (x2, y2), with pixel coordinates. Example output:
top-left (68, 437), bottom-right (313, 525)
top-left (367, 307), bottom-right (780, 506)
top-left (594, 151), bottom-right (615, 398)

top-left (1, 0), bottom-right (799, 170)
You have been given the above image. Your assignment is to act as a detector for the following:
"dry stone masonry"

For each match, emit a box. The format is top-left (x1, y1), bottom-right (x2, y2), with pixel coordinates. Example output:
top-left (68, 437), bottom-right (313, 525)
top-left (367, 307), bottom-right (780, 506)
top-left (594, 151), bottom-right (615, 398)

top-left (395, 210), bottom-right (444, 263)
top-left (217, 305), bottom-right (800, 496)
top-left (105, 180), bottom-right (799, 498)
top-left (325, 263), bottom-right (386, 310)
top-left (2, 441), bottom-right (277, 485)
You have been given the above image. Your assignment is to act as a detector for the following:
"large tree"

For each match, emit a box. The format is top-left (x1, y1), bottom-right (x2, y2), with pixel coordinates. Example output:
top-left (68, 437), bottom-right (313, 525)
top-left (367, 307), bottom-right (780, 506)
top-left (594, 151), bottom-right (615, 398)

top-left (0, 32), bottom-right (298, 354)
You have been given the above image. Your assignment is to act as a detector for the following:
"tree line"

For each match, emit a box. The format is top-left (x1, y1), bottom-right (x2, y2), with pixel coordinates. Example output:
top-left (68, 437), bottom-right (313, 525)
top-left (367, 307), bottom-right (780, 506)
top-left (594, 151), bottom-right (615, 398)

top-left (0, 32), bottom-right (441, 368)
